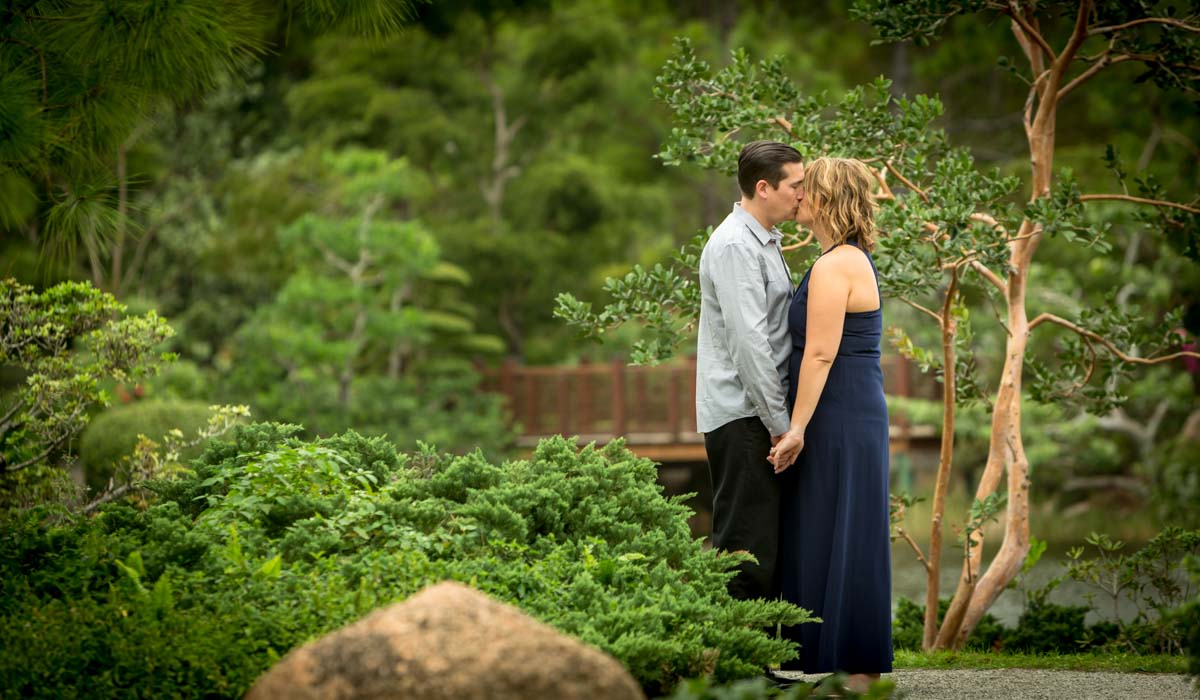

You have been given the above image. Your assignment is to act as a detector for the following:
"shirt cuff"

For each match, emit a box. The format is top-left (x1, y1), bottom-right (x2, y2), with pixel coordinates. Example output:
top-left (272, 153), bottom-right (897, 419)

top-left (765, 411), bottom-right (791, 437)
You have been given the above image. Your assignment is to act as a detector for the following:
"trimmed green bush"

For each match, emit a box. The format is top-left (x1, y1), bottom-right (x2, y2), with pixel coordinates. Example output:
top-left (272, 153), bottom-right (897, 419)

top-left (1, 425), bottom-right (812, 698)
top-left (79, 400), bottom-right (212, 489)
top-left (892, 597), bottom-right (1004, 652)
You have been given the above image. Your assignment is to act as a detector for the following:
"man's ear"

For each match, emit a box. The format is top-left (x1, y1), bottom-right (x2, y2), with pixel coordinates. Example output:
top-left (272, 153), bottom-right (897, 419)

top-left (755, 179), bottom-right (769, 198)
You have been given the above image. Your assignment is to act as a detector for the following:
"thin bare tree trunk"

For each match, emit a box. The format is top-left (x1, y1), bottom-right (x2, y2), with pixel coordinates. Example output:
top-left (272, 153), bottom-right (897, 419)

top-left (923, 271), bottom-right (959, 650)
top-left (337, 198), bottom-right (382, 407)
top-left (954, 0), bottom-right (1097, 643)
top-left (111, 123), bottom-right (148, 294)
top-left (935, 1), bottom-right (1098, 646)
top-left (480, 71), bottom-right (525, 227)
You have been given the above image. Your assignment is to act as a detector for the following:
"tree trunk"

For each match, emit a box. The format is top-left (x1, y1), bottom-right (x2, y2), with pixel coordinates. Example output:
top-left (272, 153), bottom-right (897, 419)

top-left (933, 1), bottom-right (1094, 645)
top-left (480, 70), bottom-right (524, 228)
top-left (923, 273), bottom-right (959, 650)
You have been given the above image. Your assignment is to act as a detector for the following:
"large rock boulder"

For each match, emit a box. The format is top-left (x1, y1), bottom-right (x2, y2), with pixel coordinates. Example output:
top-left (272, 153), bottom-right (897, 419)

top-left (245, 580), bottom-right (645, 700)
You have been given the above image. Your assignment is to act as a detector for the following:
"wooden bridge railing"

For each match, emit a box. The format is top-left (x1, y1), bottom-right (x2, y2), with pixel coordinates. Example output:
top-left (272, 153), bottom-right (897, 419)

top-left (480, 355), bottom-right (938, 462)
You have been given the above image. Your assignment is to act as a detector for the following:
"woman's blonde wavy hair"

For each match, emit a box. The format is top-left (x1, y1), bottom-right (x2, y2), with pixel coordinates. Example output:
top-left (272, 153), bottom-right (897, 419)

top-left (803, 157), bottom-right (878, 252)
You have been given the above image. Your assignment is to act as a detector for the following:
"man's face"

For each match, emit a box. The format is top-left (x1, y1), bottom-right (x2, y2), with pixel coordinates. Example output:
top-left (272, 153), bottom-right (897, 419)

top-left (759, 161), bottom-right (805, 226)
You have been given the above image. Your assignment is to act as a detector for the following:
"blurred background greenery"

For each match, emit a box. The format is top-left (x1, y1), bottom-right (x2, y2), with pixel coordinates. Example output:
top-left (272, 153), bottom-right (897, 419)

top-left (2, 0), bottom-right (1197, 565)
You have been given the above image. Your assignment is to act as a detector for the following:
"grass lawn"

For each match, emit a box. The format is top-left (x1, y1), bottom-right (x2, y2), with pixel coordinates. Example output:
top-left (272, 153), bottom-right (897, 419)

top-left (895, 649), bottom-right (1187, 674)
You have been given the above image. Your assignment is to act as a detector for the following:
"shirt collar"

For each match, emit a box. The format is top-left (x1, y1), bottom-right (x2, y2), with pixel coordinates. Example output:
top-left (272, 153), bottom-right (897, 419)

top-left (732, 203), bottom-right (782, 246)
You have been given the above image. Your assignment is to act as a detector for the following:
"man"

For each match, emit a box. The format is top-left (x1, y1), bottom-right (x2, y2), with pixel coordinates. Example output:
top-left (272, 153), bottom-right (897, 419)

top-left (696, 140), bottom-right (804, 601)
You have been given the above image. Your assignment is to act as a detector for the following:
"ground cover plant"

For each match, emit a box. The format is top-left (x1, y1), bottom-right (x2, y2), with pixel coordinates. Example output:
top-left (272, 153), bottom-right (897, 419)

top-left (0, 425), bottom-right (811, 698)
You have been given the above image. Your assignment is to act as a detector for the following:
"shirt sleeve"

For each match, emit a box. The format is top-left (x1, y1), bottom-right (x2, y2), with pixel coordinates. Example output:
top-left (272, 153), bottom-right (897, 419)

top-left (709, 242), bottom-right (791, 436)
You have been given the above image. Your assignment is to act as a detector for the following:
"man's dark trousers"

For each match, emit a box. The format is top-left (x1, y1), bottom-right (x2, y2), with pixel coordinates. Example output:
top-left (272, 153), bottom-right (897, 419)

top-left (704, 415), bottom-right (781, 600)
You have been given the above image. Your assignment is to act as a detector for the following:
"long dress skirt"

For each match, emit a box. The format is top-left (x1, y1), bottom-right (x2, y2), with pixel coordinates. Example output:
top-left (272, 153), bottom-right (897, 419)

top-left (778, 248), bottom-right (893, 674)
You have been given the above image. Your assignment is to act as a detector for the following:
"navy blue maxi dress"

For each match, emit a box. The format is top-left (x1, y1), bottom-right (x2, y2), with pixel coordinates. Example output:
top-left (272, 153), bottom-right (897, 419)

top-left (778, 240), bottom-right (893, 674)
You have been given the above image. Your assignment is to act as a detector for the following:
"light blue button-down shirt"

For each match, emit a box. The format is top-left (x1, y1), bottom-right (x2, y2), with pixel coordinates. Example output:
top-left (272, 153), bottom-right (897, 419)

top-left (696, 203), bottom-right (794, 437)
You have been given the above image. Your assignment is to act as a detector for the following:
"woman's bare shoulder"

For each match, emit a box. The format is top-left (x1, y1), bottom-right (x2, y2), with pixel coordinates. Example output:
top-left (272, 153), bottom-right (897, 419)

top-left (813, 244), bottom-right (873, 276)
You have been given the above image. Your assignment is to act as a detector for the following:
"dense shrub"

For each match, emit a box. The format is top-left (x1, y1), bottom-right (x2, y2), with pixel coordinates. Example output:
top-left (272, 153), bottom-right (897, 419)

top-left (894, 528), bottom-right (1200, 656)
top-left (79, 400), bottom-right (213, 489)
top-left (892, 597), bottom-right (1004, 652)
top-left (0, 425), bottom-right (811, 698)
top-left (1004, 599), bottom-right (1092, 653)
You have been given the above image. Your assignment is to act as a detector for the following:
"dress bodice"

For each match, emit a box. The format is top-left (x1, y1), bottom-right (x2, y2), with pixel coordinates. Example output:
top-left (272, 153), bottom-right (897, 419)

top-left (788, 240), bottom-right (882, 359)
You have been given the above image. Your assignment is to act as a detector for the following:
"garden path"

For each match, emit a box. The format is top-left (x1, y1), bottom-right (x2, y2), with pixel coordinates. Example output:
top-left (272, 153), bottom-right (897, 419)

top-left (778, 669), bottom-right (1193, 699)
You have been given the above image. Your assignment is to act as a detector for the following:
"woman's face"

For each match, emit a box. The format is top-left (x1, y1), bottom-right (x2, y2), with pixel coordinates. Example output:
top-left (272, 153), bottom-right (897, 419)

top-left (795, 187), bottom-right (818, 227)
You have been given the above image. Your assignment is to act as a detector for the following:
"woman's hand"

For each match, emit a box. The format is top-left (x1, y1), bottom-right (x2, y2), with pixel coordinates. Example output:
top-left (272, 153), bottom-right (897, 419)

top-left (769, 428), bottom-right (804, 474)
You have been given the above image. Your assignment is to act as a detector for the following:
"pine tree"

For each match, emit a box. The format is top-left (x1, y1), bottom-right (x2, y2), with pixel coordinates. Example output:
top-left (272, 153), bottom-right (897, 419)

top-left (0, 0), bottom-right (420, 285)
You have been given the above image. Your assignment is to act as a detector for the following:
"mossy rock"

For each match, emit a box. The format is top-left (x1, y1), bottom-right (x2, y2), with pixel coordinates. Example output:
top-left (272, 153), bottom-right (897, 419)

top-left (80, 400), bottom-right (212, 489)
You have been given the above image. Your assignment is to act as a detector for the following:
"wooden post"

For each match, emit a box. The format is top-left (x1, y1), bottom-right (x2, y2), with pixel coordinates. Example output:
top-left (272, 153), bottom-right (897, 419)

top-left (525, 370), bottom-right (539, 436)
top-left (557, 371), bottom-right (570, 436)
top-left (633, 368), bottom-right (647, 432)
top-left (501, 357), bottom-right (516, 403)
top-left (667, 366), bottom-right (681, 441)
top-left (501, 357), bottom-right (517, 415)
top-left (611, 358), bottom-right (626, 437)
top-left (579, 357), bottom-right (593, 434)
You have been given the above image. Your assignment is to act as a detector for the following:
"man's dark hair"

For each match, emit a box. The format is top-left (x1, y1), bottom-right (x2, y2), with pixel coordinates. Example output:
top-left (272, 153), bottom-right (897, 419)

top-left (737, 140), bottom-right (803, 198)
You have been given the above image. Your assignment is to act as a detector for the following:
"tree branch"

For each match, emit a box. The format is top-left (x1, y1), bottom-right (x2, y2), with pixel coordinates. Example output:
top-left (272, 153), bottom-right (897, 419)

top-left (1058, 50), bottom-right (1134, 101)
top-left (1057, 0), bottom-right (1094, 72)
top-left (313, 240), bottom-right (356, 276)
top-left (873, 165), bottom-right (896, 203)
top-left (1066, 338), bottom-right (1098, 396)
top-left (781, 231), bottom-right (814, 252)
top-left (83, 483), bottom-right (135, 514)
top-left (885, 161), bottom-right (929, 203)
top-left (900, 297), bottom-right (944, 326)
top-left (773, 116), bottom-right (795, 135)
top-left (1029, 313), bottom-right (1200, 363)
top-left (1079, 193), bottom-right (1200, 215)
top-left (970, 261), bottom-right (1008, 295)
top-left (4, 440), bottom-right (62, 473)
top-left (1088, 17), bottom-right (1200, 37)
top-left (0, 397), bottom-right (28, 435)
top-left (1005, 3), bottom-right (1057, 64)
top-left (896, 527), bottom-right (932, 573)
top-left (0, 38), bottom-right (48, 103)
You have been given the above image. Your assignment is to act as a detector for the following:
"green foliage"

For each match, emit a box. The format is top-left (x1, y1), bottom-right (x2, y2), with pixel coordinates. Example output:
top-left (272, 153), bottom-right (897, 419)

top-left (0, 0), bottom-right (420, 264)
top-left (0, 279), bottom-right (173, 507)
top-left (557, 228), bottom-right (709, 365)
top-left (78, 399), bottom-right (213, 489)
top-left (892, 597), bottom-right (1004, 652)
top-left (660, 673), bottom-right (896, 699)
top-left (1150, 437), bottom-right (1200, 529)
top-left (0, 428), bottom-right (813, 697)
top-left (892, 528), bottom-right (1200, 656)
top-left (1065, 528), bottom-right (1200, 654)
top-left (1181, 558), bottom-right (1200, 693)
top-left (220, 149), bottom-right (512, 455)
top-left (276, 0), bottom-right (709, 360)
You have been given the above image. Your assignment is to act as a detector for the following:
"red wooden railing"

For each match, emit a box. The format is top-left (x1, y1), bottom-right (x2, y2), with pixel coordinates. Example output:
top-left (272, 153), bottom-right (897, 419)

top-left (480, 355), bottom-right (938, 462)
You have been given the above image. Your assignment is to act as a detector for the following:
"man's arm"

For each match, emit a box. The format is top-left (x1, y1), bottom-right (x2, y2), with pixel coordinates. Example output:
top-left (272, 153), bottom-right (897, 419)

top-left (709, 243), bottom-right (790, 436)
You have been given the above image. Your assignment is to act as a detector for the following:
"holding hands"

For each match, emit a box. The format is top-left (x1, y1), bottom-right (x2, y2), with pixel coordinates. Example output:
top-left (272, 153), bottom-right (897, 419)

top-left (769, 428), bottom-right (804, 474)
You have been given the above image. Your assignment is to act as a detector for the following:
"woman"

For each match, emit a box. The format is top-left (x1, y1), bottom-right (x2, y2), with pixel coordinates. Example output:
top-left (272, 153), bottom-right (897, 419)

top-left (769, 157), bottom-right (893, 693)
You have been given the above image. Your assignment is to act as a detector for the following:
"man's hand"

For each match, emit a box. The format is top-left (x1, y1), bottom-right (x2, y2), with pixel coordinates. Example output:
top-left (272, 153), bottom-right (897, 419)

top-left (769, 429), bottom-right (804, 474)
